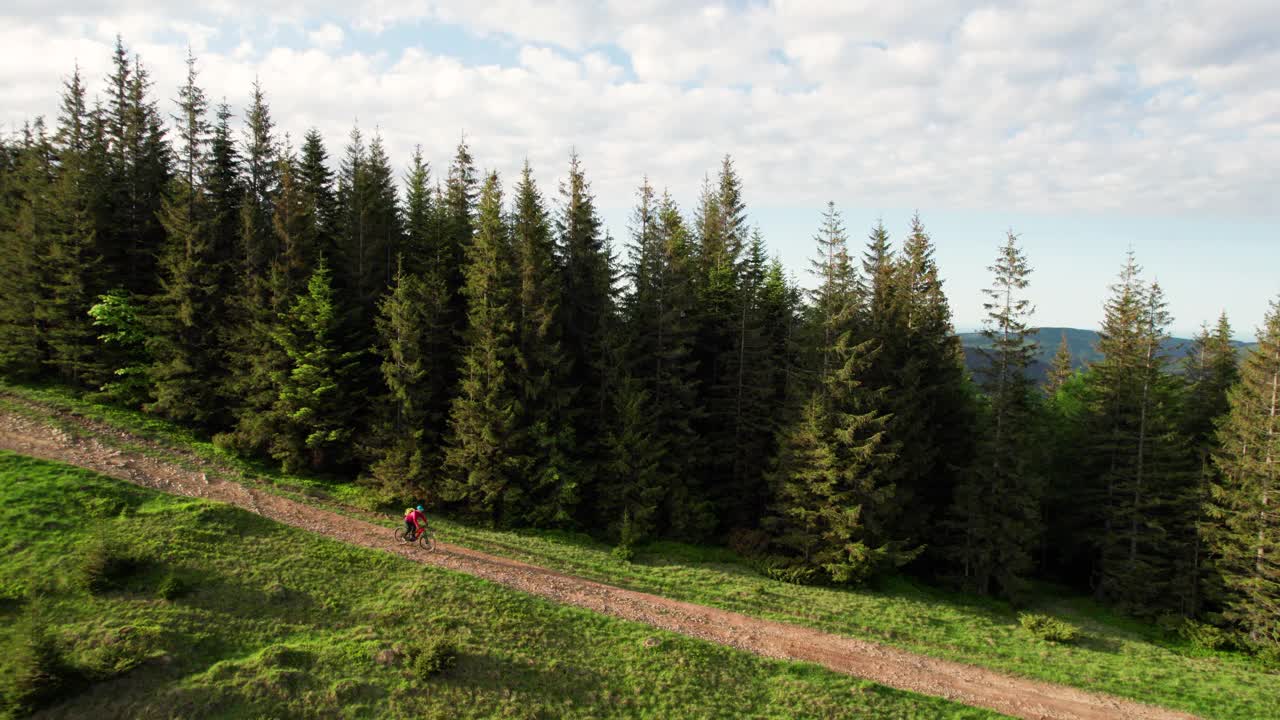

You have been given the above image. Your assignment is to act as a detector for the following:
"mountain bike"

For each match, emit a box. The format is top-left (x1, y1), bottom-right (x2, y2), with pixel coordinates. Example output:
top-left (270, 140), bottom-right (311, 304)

top-left (395, 525), bottom-right (436, 551)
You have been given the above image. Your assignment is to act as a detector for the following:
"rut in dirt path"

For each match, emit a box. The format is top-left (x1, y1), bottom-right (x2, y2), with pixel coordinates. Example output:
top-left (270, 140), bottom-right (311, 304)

top-left (0, 405), bottom-right (1200, 720)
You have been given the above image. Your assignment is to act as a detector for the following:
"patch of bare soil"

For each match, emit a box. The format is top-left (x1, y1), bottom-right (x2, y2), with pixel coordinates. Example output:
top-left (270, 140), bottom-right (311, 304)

top-left (0, 404), bottom-right (1199, 720)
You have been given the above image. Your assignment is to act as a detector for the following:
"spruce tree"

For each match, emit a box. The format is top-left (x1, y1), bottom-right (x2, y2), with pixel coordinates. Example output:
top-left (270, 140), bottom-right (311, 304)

top-left (555, 151), bottom-right (614, 516)
top-left (766, 334), bottom-right (909, 584)
top-left (599, 375), bottom-right (667, 549)
top-left (43, 68), bottom-right (104, 388)
top-left (1046, 333), bottom-right (1075, 396)
top-left (615, 181), bottom-right (706, 537)
top-left (0, 123), bottom-right (54, 377)
top-left (1179, 313), bottom-right (1240, 613)
top-left (1087, 254), bottom-right (1196, 612)
top-left (370, 259), bottom-right (451, 501)
top-left (948, 232), bottom-right (1042, 598)
top-left (886, 215), bottom-right (976, 554)
top-left (1208, 297), bottom-right (1280, 647)
top-left (102, 39), bottom-right (171, 296)
top-left (148, 51), bottom-right (221, 422)
top-left (442, 137), bottom-right (479, 340)
top-left (444, 171), bottom-right (524, 525)
top-left (511, 161), bottom-right (578, 525)
top-left (766, 208), bottom-right (909, 584)
top-left (299, 128), bottom-right (339, 262)
top-left (269, 258), bottom-right (360, 472)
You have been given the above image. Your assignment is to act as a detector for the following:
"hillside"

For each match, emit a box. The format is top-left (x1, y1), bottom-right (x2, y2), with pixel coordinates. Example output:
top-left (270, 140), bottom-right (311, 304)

top-left (958, 327), bottom-right (1258, 382)
top-left (0, 451), bottom-right (1000, 720)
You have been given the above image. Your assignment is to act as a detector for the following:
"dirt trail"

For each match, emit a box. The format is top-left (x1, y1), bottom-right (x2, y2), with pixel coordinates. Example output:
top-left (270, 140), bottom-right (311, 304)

top-left (0, 403), bottom-right (1199, 720)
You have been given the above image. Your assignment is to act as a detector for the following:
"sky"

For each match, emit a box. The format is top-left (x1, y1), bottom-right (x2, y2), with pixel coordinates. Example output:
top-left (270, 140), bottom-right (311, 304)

top-left (3, 1), bottom-right (1278, 338)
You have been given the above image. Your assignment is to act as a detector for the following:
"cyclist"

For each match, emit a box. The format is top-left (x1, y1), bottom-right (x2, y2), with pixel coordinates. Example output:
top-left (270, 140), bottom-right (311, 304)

top-left (403, 505), bottom-right (428, 540)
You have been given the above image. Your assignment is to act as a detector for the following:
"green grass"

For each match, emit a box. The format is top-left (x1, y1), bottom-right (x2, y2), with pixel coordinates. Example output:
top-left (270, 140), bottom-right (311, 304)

top-left (0, 452), bottom-right (1002, 719)
top-left (4, 381), bottom-right (1278, 719)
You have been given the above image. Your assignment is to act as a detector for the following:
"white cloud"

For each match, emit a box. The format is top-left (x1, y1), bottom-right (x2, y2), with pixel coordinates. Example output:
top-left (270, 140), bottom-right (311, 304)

top-left (0, 0), bottom-right (1277, 219)
top-left (308, 22), bottom-right (344, 51)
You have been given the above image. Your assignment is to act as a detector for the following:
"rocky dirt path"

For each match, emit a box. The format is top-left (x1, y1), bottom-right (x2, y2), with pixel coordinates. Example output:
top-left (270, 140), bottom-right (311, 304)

top-left (0, 403), bottom-right (1199, 720)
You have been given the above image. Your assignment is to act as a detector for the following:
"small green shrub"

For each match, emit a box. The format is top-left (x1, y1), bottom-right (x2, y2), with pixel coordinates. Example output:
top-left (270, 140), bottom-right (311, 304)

top-left (1156, 615), bottom-right (1236, 652)
top-left (81, 537), bottom-right (147, 593)
top-left (410, 636), bottom-right (458, 680)
top-left (758, 557), bottom-right (819, 586)
top-left (156, 572), bottom-right (190, 601)
top-left (1180, 619), bottom-right (1234, 651)
top-left (1018, 613), bottom-right (1079, 644)
top-left (611, 543), bottom-right (635, 563)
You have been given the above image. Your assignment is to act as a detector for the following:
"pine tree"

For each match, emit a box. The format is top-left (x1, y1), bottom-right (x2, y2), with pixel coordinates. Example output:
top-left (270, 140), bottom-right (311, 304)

top-left (370, 258), bottom-right (452, 501)
top-left (43, 68), bottom-right (104, 387)
top-left (444, 171), bottom-right (524, 525)
top-left (1178, 313), bottom-right (1240, 614)
top-left (299, 128), bottom-right (339, 262)
top-left (615, 181), bottom-right (705, 537)
top-left (218, 79), bottom-right (287, 452)
top-left (204, 100), bottom-right (242, 387)
top-left (1087, 254), bottom-right (1196, 612)
top-left (442, 137), bottom-right (479, 340)
top-left (598, 375), bottom-right (667, 548)
top-left (1046, 333), bottom-right (1075, 396)
top-left (766, 334), bottom-right (910, 584)
top-left (885, 214), bottom-right (976, 553)
top-left (0, 123), bottom-right (54, 377)
top-left (765, 208), bottom-right (911, 584)
top-left (269, 258), bottom-right (360, 472)
top-left (337, 127), bottom-right (401, 318)
top-left (1208, 297), bottom-right (1280, 647)
top-left (510, 161), bottom-right (578, 525)
top-left (102, 38), bottom-right (171, 297)
top-left (148, 51), bottom-right (222, 422)
top-left (948, 232), bottom-right (1042, 598)
top-left (555, 151), bottom-right (614, 517)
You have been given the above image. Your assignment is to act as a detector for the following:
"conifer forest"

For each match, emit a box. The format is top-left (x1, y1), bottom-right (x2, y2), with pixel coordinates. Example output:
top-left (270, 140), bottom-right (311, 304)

top-left (2, 40), bottom-right (1276, 651)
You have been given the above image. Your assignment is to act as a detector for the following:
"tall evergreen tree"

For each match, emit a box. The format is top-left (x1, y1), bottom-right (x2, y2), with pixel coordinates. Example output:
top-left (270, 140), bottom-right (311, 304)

top-left (766, 334), bottom-right (909, 584)
top-left (219, 82), bottom-right (288, 454)
top-left (1086, 254), bottom-right (1195, 611)
top-left (1208, 298), bottom-right (1280, 647)
top-left (765, 208), bottom-right (910, 584)
top-left (40, 69), bottom-right (103, 387)
top-left (948, 233), bottom-right (1042, 598)
top-left (0, 123), bottom-right (54, 377)
top-left (444, 171), bottom-right (524, 525)
top-left (299, 128), bottom-right (339, 262)
top-left (555, 151), bottom-right (614, 518)
top-left (885, 215), bottom-right (976, 553)
top-left (269, 257), bottom-right (360, 472)
top-left (511, 161), bottom-right (578, 525)
top-left (370, 258), bottom-right (451, 501)
top-left (614, 181), bottom-right (705, 538)
top-left (1178, 313), bottom-right (1240, 613)
top-left (148, 51), bottom-right (222, 422)
top-left (102, 38), bottom-right (171, 296)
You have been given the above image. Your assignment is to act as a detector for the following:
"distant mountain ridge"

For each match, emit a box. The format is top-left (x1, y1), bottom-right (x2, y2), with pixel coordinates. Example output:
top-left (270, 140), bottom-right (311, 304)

top-left (957, 327), bottom-right (1259, 384)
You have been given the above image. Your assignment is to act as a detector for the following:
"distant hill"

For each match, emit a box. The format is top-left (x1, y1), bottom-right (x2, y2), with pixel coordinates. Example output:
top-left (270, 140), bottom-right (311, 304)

top-left (958, 327), bottom-right (1256, 384)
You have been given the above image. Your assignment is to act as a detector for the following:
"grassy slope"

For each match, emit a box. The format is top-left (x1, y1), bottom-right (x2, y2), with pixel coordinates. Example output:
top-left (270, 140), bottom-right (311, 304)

top-left (3, 383), bottom-right (1277, 719)
top-left (0, 452), bottom-right (999, 720)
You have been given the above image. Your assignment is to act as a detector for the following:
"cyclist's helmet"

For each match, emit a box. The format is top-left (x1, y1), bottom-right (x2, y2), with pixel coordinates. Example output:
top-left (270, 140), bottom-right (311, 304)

top-left (416, 505), bottom-right (425, 512)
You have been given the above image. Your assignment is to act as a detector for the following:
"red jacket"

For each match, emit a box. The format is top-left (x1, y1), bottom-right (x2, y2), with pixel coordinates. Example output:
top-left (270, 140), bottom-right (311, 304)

top-left (406, 509), bottom-right (427, 530)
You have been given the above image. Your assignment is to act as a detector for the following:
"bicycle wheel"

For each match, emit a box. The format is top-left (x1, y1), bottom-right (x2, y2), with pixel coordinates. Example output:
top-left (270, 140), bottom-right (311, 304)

top-left (394, 528), bottom-right (408, 543)
top-left (417, 532), bottom-right (435, 551)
